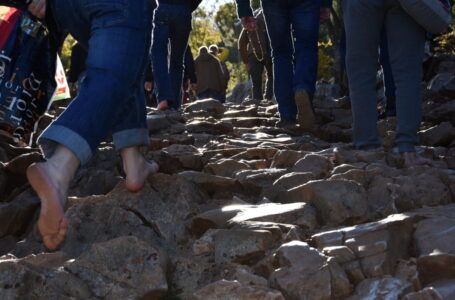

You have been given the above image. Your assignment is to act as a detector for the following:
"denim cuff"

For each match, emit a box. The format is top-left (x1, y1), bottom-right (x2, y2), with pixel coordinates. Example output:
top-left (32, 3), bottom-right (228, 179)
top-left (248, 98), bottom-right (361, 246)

top-left (113, 128), bottom-right (150, 151)
top-left (38, 125), bottom-right (92, 165)
top-left (397, 143), bottom-right (416, 153)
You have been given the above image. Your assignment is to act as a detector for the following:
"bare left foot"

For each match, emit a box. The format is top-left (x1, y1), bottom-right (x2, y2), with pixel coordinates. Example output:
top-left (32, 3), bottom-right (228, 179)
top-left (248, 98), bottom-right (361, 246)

top-left (295, 89), bottom-right (315, 130)
top-left (403, 152), bottom-right (432, 168)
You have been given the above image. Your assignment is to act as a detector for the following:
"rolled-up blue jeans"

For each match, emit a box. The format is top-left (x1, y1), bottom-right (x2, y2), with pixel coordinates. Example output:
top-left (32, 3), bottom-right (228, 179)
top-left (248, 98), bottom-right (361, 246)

top-left (151, 4), bottom-right (192, 109)
top-left (262, 0), bottom-right (320, 120)
top-left (39, 0), bottom-right (154, 165)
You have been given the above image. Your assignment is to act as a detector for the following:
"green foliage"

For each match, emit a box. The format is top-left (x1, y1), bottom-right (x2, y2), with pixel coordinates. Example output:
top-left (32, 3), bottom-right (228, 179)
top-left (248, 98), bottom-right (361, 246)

top-left (434, 7), bottom-right (455, 54)
top-left (60, 35), bottom-right (75, 72)
top-left (214, 3), bottom-right (242, 47)
top-left (189, 8), bottom-right (222, 55)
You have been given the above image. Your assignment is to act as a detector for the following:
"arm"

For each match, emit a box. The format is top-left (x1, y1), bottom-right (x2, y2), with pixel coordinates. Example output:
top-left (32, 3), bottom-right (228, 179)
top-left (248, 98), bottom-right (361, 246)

top-left (184, 48), bottom-right (197, 84)
top-left (234, 0), bottom-right (253, 18)
top-left (238, 29), bottom-right (249, 65)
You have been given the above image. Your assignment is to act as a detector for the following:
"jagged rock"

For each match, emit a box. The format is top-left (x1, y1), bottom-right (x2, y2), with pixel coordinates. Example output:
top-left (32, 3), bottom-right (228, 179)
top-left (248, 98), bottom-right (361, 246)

top-left (292, 154), bottom-right (332, 178)
top-left (393, 172), bottom-right (451, 211)
top-left (192, 280), bottom-right (285, 300)
top-left (205, 159), bottom-right (251, 177)
top-left (65, 236), bottom-right (167, 299)
top-left (186, 119), bottom-right (233, 135)
top-left (162, 144), bottom-right (203, 170)
top-left (234, 267), bottom-right (268, 287)
top-left (403, 287), bottom-right (443, 300)
top-left (224, 107), bottom-right (258, 118)
top-left (419, 122), bottom-right (455, 147)
top-left (330, 168), bottom-right (366, 185)
top-left (430, 279), bottom-right (455, 299)
top-left (428, 73), bottom-right (455, 97)
top-left (395, 259), bottom-right (421, 291)
top-left (414, 218), bottom-right (455, 257)
top-left (214, 229), bottom-right (273, 265)
top-left (270, 150), bottom-right (307, 169)
top-left (69, 169), bottom-right (121, 197)
top-left (179, 171), bottom-right (241, 197)
top-left (232, 147), bottom-right (279, 161)
top-left (417, 253), bottom-right (455, 285)
top-left (236, 168), bottom-right (288, 195)
top-left (283, 179), bottom-right (368, 226)
top-left (0, 189), bottom-right (39, 238)
top-left (269, 241), bottom-right (351, 300)
top-left (184, 99), bottom-right (226, 115)
top-left (346, 277), bottom-right (413, 300)
top-left (312, 213), bottom-right (416, 278)
top-left (366, 175), bottom-right (398, 219)
top-left (146, 114), bottom-right (172, 133)
top-left (192, 202), bottom-right (316, 236)
top-left (262, 172), bottom-right (316, 202)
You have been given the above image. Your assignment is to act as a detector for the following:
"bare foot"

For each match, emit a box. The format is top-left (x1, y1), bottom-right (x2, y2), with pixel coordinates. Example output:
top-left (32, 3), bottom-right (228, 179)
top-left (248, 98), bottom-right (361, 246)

top-left (27, 162), bottom-right (68, 251)
top-left (126, 160), bottom-right (159, 192)
top-left (403, 152), bottom-right (432, 168)
top-left (295, 90), bottom-right (315, 130)
top-left (121, 147), bottom-right (159, 192)
top-left (157, 100), bottom-right (169, 111)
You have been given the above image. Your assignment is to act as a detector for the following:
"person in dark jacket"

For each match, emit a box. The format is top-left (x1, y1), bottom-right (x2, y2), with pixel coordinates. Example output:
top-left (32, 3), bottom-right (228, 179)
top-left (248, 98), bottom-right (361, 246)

top-left (151, 0), bottom-right (202, 110)
top-left (194, 46), bottom-right (226, 102)
top-left (238, 9), bottom-right (273, 101)
top-left (235, 0), bottom-right (331, 129)
top-left (209, 44), bottom-right (230, 101)
top-left (2, 0), bottom-right (159, 251)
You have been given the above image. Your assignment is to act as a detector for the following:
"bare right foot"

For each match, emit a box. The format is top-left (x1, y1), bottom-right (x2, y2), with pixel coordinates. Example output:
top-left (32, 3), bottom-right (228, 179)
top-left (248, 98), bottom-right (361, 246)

top-left (295, 90), bottom-right (315, 130)
top-left (125, 160), bottom-right (159, 192)
top-left (157, 100), bottom-right (169, 111)
top-left (403, 152), bottom-right (432, 168)
top-left (27, 163), bottom-right (68, 251)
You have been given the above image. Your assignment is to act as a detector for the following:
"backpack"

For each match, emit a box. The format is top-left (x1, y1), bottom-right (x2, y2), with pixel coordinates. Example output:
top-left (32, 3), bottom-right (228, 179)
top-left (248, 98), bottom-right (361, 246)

top-left (398, 0), bottom-right (453, 34)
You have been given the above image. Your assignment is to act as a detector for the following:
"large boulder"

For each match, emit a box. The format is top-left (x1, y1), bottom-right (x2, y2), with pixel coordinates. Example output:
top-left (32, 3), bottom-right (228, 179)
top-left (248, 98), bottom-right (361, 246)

top-left (269, 241), bottom-right (351, 300)
top-left (66, 236), bottom-right (168, 299)
top-left (192, 280), bottom-right (284, 300)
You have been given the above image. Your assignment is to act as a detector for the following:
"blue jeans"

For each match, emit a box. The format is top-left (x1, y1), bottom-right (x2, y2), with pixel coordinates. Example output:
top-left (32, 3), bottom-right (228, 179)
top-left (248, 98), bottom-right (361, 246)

top-left (262, 0), bottom-right (320, 120)
top-left (379, 30), bottom-right (397, 117)
top-left (342, 0), bottom-right (425, 152)
top-left (151, 4), bottom-right (192, 109)
top-left (40, 0), bottom-right (154, 165)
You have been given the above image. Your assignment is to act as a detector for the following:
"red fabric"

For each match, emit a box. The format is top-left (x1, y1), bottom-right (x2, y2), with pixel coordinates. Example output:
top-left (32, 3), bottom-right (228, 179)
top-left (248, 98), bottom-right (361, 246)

top-left (0, 7), bottom-right (20, 50)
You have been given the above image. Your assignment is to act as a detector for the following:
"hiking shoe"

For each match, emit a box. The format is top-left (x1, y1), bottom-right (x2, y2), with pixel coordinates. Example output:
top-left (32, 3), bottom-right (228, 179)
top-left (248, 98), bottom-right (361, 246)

top-left (295, 89), bottom-right (315, 129)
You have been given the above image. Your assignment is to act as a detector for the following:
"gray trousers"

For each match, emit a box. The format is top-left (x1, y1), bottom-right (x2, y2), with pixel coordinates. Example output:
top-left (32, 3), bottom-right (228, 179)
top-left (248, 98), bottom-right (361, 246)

top-left (342, 0), bottom-right (425, 152)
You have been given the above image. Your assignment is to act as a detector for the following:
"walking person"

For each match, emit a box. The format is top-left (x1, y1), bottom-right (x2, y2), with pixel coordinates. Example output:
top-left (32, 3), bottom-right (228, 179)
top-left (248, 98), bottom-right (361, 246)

top-left (235, 0), bottom-right (331, 129)
top-left (342, 0), bottom-right (431, 167)
top-left (151, 0), bottom-right (202, 110)
top-left (209, 44), bottom-right (230, 102)
top-left (194, 46), bottom-right (226, 101)
top-left (1, 0), bottom-right (159, 250)
top-left (238, 9), bottom-right (273, 101)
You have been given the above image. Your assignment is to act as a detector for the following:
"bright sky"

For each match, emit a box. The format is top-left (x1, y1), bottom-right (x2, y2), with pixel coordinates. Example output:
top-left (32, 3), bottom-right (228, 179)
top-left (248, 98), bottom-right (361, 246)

top-left (201, 0), bottom-right (231, 12)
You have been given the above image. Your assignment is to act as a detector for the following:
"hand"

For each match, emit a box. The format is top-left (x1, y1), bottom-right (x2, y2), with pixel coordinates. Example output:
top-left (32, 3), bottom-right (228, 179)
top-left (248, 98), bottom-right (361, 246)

top-left (28, 0), bottom-right (46, 19)
top-left (241, 16), bottom-right (257, 31)
top-left (144, 81), bottom-right (153, 92)
top-left (320, 7), bottom-right (331, 24)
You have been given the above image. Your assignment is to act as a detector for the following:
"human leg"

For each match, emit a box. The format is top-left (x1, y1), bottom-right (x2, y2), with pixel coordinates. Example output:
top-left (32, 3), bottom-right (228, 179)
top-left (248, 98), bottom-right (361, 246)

top-left (342, 0), bottom-right (384, 149)
top-left (249, 55), bottom-right (264, 100)
top-left (262, 0), bottom-right (295, 121)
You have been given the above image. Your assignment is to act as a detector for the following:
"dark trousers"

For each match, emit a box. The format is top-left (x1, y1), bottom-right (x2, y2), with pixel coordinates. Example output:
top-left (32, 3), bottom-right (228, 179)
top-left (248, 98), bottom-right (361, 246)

top-left (248, 55), bottom-right (273, 100)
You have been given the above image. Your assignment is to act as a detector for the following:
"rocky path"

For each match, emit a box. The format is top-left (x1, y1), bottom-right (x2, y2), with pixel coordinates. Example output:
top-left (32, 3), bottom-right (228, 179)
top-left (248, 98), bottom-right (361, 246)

top-left (0, 65), bottom-right (455, 299)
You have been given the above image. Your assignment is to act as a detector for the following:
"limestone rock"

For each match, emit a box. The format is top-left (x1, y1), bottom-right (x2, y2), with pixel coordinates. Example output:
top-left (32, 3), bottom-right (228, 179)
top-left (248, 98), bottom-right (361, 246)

top-left (205, 159), bottom-right (251, 177)
top-left (403, 287), bottom-right (443, 300)
top-left (417, 253), bottom-right (455, 285)
top-left (414, 218), bottom-right (455, 256)
top-left (66, 236), bottom-right (167, 299)
top-left (419, 122), bottom-right (455, 147)
top-left (283, 179), bottom-right (368, 226)
top-left (184, 99), bottom-right (226, 115)
top-left (269, 241), bottom-right (351, 300)
top-left (214, 229), bottom-right (273, 265)
top-left (192, 280), bottom-right (285, 300)
top-left (346, 277), bottom-right (413, 300)
top-left (292, 154), bottom-right (332, 178)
